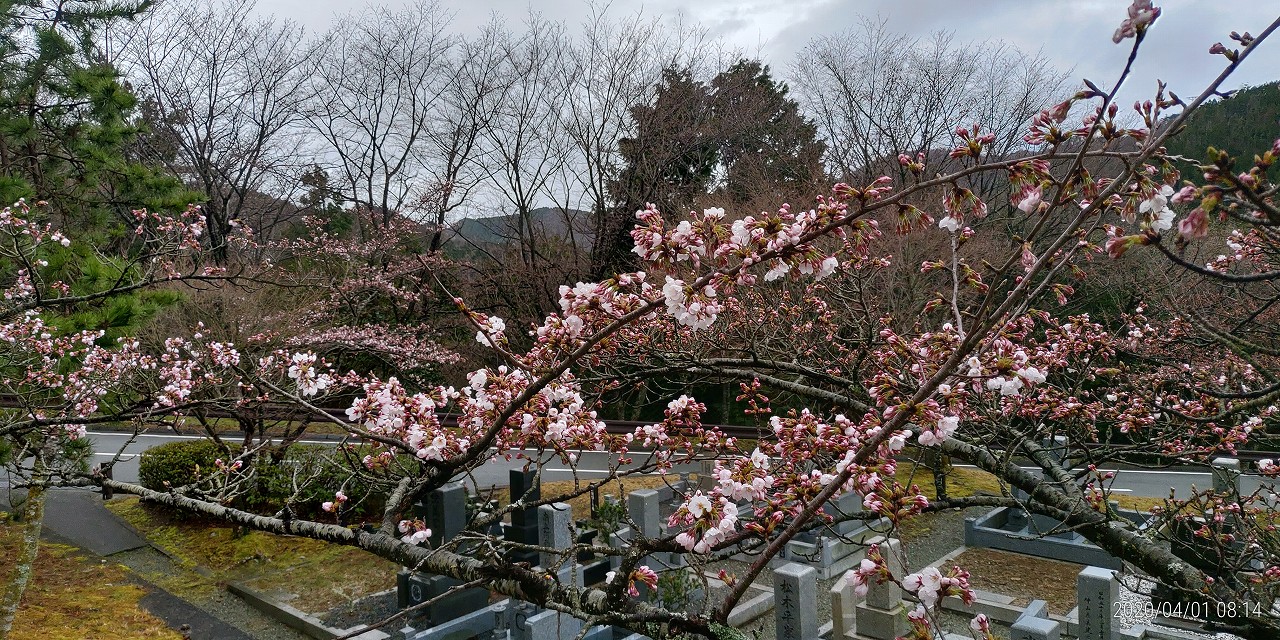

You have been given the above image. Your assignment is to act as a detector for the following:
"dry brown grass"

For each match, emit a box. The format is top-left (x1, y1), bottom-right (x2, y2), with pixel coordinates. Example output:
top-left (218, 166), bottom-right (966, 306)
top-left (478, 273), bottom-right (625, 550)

top-left (0, 524), bottom-right (180, 640)
top-left (949, 547), bottom-right (1082, 615)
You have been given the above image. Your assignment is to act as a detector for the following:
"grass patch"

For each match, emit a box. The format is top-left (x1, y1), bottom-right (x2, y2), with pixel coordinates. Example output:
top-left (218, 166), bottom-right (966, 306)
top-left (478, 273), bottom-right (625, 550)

top-left (0, 524), bottom-right (179, 640)
top-left (492, 474), bottom-right (682, 520)
top-left (106, 497), bottom-right (396, 613)
top-left (895, 462), bottom-right (1163, 513)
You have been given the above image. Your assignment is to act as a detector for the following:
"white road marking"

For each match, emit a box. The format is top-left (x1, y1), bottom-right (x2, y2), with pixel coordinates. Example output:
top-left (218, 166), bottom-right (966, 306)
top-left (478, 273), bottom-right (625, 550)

top-left (86, 431), bottom-right (335, 446)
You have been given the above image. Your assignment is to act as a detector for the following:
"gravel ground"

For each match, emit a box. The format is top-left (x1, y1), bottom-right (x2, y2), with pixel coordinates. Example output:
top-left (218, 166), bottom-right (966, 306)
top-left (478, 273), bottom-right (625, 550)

top-left (112, 546), bottom-right (312, 640)
top-left (1113, 575), bottom-right (1241, 640)
top-left (321, 590), bottom-right (410, 639)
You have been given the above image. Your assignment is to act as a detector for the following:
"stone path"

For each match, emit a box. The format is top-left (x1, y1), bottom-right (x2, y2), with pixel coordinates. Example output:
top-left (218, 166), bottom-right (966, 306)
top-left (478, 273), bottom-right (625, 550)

top-left (4, 486), bottom-right (308, 640)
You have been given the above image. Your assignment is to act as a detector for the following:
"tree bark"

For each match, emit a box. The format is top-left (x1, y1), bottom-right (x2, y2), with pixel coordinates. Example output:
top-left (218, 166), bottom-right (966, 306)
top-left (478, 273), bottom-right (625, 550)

top-left (0, 457), bottom-right (48, 639)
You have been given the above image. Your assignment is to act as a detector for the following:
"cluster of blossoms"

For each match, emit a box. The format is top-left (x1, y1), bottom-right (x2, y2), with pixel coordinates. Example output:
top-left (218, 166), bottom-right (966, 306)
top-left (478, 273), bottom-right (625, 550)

top-left (938, 186), bottom-right (987, 233)
top-left (661, 276), bottom-right (721, 330)
top-left (286, 325), bottom-right (460, 372)
top-left (1113, 0), bottom-right (1161, 43)
top-left (846, 543), bottom-right (890, 597)
top-left (321, 490), bottom-right (348, 513)
top-left (398, 518), bottom-right (432, 545)
top-left (212, 458), bottom-right (244, 474)
top-left (670, 491), bottom-right (740, 554)
top-left (628, 182), bottom-right (889, 332)
top-left (345, 377), bottom-right (467, 461)
top-left (712, 448), bottom-right (775, 502)
top-left (902, 565), bottom-right (975, 608)
top-left (917, 416), bottom-right (958, 447)
top-left (474, 315), bottom-right (507, 347)
top-left (858, 474), bottom-right (930, 523)
top-left (287, 352), bottom-right (334, 397)
top-left (604, 566), bottom-right (658, 598)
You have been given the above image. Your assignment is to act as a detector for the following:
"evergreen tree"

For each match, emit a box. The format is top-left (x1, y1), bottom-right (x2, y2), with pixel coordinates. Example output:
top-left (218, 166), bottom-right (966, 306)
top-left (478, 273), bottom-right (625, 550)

top-left (594, 61), bottom-right (826, 278)
top-left (709, 60), bottom-right (826, 207)
top-left (1163, 81), bottom-right (1280, 163)
top-left (0, 0), bottom-right (192, 235)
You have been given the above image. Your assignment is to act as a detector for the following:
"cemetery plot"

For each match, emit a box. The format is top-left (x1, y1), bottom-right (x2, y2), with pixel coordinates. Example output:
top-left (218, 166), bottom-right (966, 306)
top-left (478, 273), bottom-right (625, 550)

top-left (948, 548), bottom-right (1082, 616)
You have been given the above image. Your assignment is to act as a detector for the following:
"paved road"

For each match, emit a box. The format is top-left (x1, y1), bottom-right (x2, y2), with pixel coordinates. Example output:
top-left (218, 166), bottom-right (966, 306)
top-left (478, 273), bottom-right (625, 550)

top-left (88, 430), bottom-right (1274, 499)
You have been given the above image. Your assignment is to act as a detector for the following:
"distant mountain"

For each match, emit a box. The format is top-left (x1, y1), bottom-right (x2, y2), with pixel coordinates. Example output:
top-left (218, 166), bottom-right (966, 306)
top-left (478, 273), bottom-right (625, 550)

top-left (1164, 81), bottom-right (1280, 161)
top-left (449, 207), bottom-right (594, 247)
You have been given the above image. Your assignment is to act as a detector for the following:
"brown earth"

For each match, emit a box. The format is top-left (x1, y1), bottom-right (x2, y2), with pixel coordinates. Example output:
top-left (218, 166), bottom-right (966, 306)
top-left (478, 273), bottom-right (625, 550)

top-left (948, 547), bottom-right (1083, 616)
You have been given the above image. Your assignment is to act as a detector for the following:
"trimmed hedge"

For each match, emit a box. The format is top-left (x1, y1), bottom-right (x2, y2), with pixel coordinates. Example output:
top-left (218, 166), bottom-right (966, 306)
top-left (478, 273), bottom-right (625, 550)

top-left (138, 440), bottom-right (384, 521)
top-left (138, 440), bottom-right (240, 491)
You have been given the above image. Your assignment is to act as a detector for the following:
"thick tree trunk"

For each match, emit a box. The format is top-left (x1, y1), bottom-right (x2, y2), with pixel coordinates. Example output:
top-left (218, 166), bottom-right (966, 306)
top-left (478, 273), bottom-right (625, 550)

top-left (0, 462), bottom-right (47, 639)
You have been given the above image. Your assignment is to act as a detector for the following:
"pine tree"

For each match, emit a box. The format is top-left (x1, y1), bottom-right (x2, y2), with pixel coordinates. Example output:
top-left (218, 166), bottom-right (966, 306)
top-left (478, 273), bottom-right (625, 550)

top-left (0, 0), bottom-right (192, 235)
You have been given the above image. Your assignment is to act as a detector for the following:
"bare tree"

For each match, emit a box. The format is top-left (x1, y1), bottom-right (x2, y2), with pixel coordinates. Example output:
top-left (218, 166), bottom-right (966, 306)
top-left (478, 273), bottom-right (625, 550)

top-left (118, 0), bottom-right (311, 254)
top-left (791, 18), bottom-right (1067, 189)
top-left (419, 22), bottom-right (507, 252)
top-left (305, 0), bottom-right (453, 229)
top-left (475, 14), bottom-right (571, 309)
top-left (552, 8), bottom-right (673, 236)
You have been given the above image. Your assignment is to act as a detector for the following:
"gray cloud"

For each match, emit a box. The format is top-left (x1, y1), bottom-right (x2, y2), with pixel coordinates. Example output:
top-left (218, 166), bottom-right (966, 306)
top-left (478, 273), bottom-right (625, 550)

top-left (260, 0), bottom-right (1278, 108)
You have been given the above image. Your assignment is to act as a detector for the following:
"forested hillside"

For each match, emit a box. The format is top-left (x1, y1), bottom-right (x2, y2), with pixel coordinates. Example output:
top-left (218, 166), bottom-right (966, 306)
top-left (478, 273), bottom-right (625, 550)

top-left (1165, 80), bottom-right (1280, 160)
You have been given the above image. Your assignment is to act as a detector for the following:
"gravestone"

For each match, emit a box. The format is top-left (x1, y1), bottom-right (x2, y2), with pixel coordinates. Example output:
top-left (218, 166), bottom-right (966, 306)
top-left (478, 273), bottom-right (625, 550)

top-left (775, 563), bottom-right (819, 640)
top-left (1076, 566), bottom-right (1118, 640)
top-left (627, 489), bottom-right (662, 539)
top-left (830, 572), bottom-right (857, 639)
top-left (825, 491), bottom-right (863, 536)
top-left (538, 502), bottom-right (573, 572)
top-left (1211, 457), bottom-right (1241, 495)
top-left (398, 483), bottom-right (488, 625)
top-left (1211, 458), bottom-right (1245, 537)
top-left (506, 469), bottom-right (542, 565)
top-left (854, 537), bottom-right (908, 640)
top-left (1011, 617), bottom-right (1061, 640)
top-left (510, 468), bottom-right (541, 525)
top-left (1010, 599), bottom-right (1060, 640)
top-left (522, 608), bottom-right (582, 640)
top-left (412, 481), bottom-right (467, 548)
top-left (627, 488), bottom-right (675, 573)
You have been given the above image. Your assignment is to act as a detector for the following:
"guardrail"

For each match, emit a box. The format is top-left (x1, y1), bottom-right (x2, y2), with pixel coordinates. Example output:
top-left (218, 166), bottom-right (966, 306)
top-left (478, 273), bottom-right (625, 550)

top-left (9, 393), bottom-right (1275, 465)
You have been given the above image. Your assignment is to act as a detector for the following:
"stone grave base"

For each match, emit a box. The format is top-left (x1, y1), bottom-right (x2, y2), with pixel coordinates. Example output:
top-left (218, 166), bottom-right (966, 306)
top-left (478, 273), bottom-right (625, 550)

top-left (772, 516), bottom-right (890, 579)
top-left (964, 506), bottom-right (1150, 570)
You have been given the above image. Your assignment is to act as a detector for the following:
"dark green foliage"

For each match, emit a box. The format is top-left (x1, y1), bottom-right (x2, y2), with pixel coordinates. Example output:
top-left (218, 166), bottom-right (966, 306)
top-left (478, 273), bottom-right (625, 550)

top-left (588, 498), bottom-right (626, 536)
top-left (594, 60), bottom-right (825, 278)
top-left (35, 242), bottom-right (183, 343)
top-left (1164, 81), bottom-right (1280, 163)
top-left (243, 444), bottom-right (384, 521)
top-left (0, 0), bottom-right (197, 230)
top-left (139, 441), bottom-right (385, 521)
top-left (709, 60), bottom-right (826, 206)
top-left (138, 439), bottom-right (238, 491)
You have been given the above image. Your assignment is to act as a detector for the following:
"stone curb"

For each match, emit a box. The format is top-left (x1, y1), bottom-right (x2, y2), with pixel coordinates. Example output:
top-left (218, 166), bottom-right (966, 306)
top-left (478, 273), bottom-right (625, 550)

top-left (227, 581), bottom-right (389, 640)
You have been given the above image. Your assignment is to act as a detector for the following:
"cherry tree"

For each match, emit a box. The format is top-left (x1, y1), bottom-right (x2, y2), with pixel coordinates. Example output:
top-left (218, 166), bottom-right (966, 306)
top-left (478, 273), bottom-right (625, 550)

top-left (5, 4), bottom-right (1280, 640)
top-left (0, 200), bottom-right (233, 636)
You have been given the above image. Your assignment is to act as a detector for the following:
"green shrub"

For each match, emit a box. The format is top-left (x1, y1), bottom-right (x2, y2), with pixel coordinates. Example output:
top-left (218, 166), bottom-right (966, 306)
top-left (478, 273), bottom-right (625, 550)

top-left (139, 441), bottom-right (396, 521)
top-left (138, 440), bottom-right (240, 491)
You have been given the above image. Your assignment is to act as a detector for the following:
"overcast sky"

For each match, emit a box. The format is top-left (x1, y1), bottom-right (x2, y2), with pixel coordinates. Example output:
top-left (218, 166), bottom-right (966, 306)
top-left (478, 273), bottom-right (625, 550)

top-left (256, 1), bottom-right (1279, 105)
